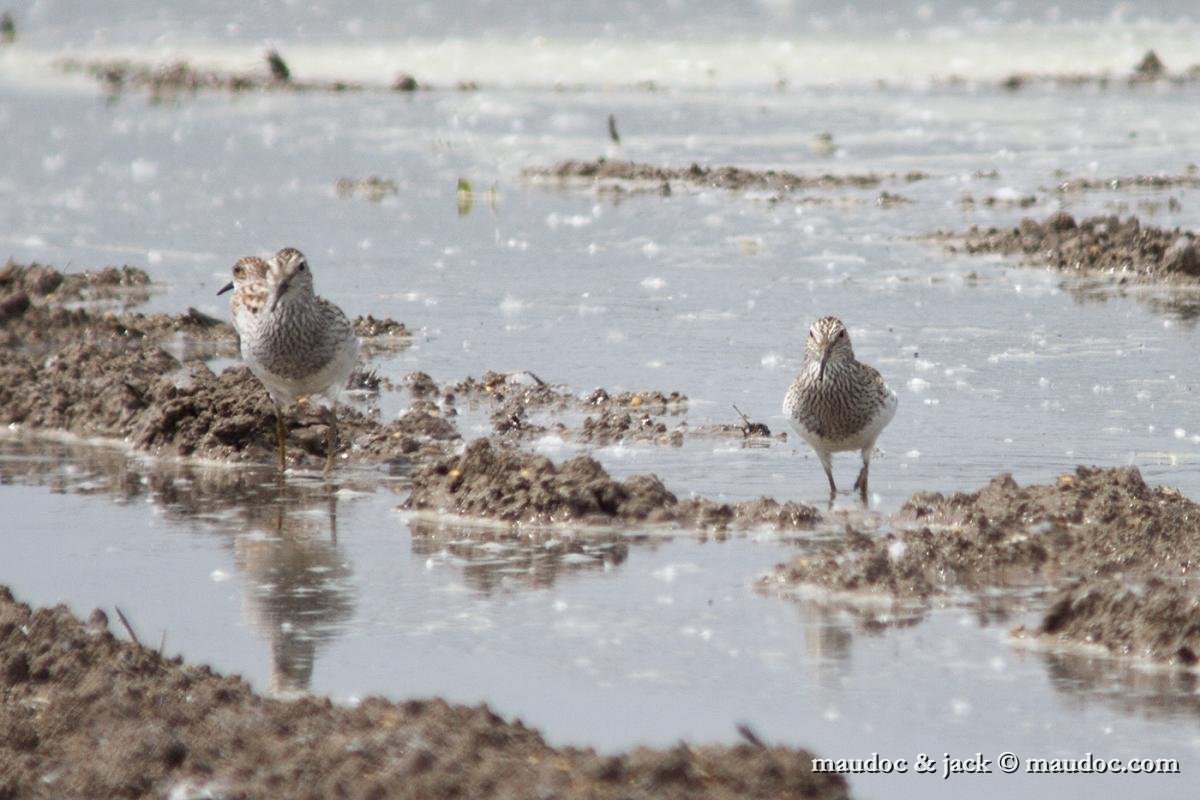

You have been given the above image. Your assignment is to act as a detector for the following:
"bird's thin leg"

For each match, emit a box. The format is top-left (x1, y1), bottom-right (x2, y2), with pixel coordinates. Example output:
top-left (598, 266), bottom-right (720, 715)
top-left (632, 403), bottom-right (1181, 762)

top-left (818, 451), bottom-right (836, 502)
top-left (275, 403), bottom-right (287, 473)
top-left (853, 448), bottom-right (871, 503)
top-left (323, 401), bottom-right (338, 476)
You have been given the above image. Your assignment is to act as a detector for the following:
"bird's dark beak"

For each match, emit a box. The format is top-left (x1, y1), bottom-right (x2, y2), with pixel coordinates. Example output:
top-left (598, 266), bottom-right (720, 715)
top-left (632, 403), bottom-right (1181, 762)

top-left (818, 346), bottom-right (832, 381)
top-left (217, 281), bottom-right (234, 296)
top-left (269, 277), bottom-right (290, 313)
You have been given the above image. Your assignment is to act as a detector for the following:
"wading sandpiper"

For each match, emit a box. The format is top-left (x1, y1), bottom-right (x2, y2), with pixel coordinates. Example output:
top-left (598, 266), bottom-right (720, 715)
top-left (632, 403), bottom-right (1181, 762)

top-left (783, 316), bottom-right (897, 502)
top-left (218, 248), bottom-right (360, 473)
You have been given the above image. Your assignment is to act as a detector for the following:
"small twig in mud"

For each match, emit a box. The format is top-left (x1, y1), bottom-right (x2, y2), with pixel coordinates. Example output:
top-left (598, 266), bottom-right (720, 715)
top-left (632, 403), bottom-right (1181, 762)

top-left (732, 404), bottom-right (771, 437)
top-left (158, 629), bottom-right (167, 655)
top-left (456, 178), bottom-right (473, 216)
top-left (266, 49), bottom-right (291, 83)
top-left (114, 606), bottom-right (141, 646)
top-left (607, 113), bottom-right (621, 144)
top-left (0, 12), bottom-right (15, 44)
top-left (521, 370), bottom-right (548, 387)
top-left (736, 723), bottom-right (767, 749)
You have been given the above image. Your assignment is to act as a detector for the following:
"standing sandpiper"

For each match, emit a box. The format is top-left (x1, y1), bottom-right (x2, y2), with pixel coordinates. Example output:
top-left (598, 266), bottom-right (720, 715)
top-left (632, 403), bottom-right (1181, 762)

top-left (783, 316), bottom-right (897, 502)
top-left (218, 248), bottom-right (360, 473)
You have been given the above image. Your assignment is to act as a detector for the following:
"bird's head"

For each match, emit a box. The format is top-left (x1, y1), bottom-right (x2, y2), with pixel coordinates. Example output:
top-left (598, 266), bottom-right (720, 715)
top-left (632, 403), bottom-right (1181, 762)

top-left (805, 316), bottom-right (855, 381)
top-left (267, 247), bottom-right (314, 312)
top-left (217, 255), bottom-right (269, 297)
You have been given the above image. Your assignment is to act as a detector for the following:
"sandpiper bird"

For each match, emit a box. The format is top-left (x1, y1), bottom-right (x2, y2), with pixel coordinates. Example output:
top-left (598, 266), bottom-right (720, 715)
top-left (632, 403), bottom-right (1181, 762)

top-left (783, 316), bottom-right (897, 502)
top-left (218, 248), bottom-right (360, 473)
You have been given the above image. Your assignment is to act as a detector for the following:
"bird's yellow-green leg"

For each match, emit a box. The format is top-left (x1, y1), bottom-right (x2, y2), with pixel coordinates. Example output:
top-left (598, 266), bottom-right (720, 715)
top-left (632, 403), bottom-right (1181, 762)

top-left (275, 405), bottom-right (287, 472)
top-left (323, 403), bottom-right (338, 476)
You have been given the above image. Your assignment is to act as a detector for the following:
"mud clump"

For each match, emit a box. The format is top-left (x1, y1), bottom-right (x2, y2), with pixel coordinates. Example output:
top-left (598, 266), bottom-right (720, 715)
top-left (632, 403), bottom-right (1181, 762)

top-left (0, 341), bottom-right (454, 468)
top-left (335, 176), bottom-right (398, 202)
top-left (771, 466), bottom-right (1200, 663)
top-left (583, 387), bottom-right (688, 415)
top-left (352, 314), bottom-right (410, 338)
top-left (526, 159), bottom-right (931, 195)
top-left (0, 586), bottom-right (850, 800)
top-left (0, 304), bottom-right (237, 351)
top-left (454, 370), bottom-right (571, 409)
top-left (0, 261), bottom-right (227, 351)
top-left (0, 259), bottom-right (152, 301)
top-left (406, 438), bottom-right (678, 524)
top-left (580, 407), bottom-right (681, 446)
top-left (407, 438), bottom-right (818, 530)
top-left (1038, 577), bottom-right (1200, 665)
top-left (937, 213), bottom-right (1200, 281)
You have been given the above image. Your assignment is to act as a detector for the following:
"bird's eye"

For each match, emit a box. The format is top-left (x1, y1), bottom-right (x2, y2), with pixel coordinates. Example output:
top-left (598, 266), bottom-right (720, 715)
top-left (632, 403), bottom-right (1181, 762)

top-left (297, 261), bottom-right (307, 272)
top-left (233, 266), bottom-right (244, 278)
top-left (837, 330), bottom-right (845, 339)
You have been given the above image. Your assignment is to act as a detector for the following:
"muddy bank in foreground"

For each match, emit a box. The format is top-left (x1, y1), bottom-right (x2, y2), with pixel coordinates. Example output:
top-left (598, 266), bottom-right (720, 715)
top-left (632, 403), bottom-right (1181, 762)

top-left (0, 588), bottom-right (848, 800)
top-left (932, 213), bottom-right (1200, 282)
top-left (768, 467), bottom-right (1200, 664)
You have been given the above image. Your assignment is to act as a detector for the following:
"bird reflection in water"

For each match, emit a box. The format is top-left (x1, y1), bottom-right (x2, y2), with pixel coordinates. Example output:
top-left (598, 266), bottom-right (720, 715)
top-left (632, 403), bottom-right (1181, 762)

top-left (233, 484), bottom-right (354, 697)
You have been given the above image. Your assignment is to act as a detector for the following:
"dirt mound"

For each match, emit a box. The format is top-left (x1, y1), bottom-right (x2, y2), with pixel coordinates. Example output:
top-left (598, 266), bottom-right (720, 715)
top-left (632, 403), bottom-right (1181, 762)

top-left (769, 466), bottom-right (1200, 662)
top-left (0, 304), bottom-right (235, 351)
top-left (0, 343), bottom-right (456, 467)
top-left (407, 438), bottom-right (818, 530)
top-left (1038, 577), bottom-right (1200, 665)
top-left (0, 259), bottom-right (152, 300)
top-left (0, 587), bottom-right (849, 800)
top-left (353, 314), bottom-right (410, 338)
top-left (938, 213), bottom-right (1200, 280)
top-left (579, 407), bottom-right (681, 445)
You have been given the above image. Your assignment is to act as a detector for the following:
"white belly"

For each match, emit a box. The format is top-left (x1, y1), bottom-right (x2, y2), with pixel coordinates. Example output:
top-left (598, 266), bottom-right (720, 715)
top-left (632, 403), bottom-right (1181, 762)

top-left (250, 338), bottom-right (360, 406)
top-left (787, 388), bottom-right (897, 455)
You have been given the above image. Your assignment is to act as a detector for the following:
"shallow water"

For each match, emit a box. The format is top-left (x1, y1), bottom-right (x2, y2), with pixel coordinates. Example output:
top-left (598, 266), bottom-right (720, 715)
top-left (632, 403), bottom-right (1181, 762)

top-left (3, 5), bottom-right (1200, 797)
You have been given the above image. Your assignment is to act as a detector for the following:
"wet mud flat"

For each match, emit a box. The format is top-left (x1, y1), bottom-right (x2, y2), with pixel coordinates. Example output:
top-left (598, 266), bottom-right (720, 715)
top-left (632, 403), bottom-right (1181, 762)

top-left (768, 466), bottom-right (1200, 665)
top-left (0, 587), bottom-right (849, 800)
top-left (931, 213), bottom-right (1200, 282)
top-left (0, 261), bottom-right (809, 531)
top-left (10, 260), bottom-right (1200, 675)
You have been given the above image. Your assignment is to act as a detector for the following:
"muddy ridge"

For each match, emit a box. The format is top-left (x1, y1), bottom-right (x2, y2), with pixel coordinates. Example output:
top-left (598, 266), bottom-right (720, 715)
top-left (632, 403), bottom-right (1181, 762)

top-left (934, 213), bottom-right (1200, 281)
top-left (406, 438), bottom-right (818, 530)
top-left (0, 259), bottom-right (152, 301)
top-left (768, 466), bottom-right (1200, 663)
top-left (0, 343), bottom-right (459, 466)
top-left (996, 50), bottom-right (1200, 90)
top-left (0, 586), bottom-right (849, 800)
top-left (55, 55), bottom-right (481, 98)
top-left (524, 159), bottom-right (929, 194)
top-left (1054, 171), bottom-right (1200, 193)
